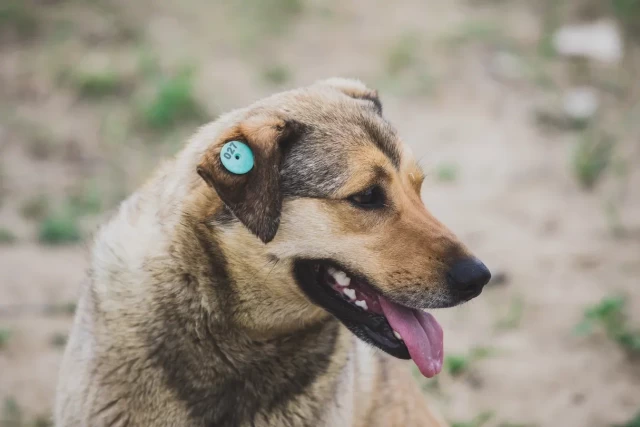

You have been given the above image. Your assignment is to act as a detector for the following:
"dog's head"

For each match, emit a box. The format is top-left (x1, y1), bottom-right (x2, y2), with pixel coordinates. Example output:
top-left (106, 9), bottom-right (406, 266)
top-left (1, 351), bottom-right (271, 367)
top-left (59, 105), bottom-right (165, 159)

top-left (195, 78), bottom-right (490, 378)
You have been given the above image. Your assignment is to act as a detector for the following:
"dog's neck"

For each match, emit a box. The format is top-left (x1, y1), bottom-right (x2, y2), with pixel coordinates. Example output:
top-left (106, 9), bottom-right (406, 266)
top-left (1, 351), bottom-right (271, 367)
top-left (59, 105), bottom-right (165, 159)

top-left (130, 203), bottom-right (350, 425)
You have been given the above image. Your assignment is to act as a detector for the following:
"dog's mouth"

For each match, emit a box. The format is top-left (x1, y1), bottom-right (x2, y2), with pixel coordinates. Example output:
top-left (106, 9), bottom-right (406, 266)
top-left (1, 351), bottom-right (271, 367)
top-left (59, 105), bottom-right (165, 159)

top-left (293, 260), bottom-right (443, 378)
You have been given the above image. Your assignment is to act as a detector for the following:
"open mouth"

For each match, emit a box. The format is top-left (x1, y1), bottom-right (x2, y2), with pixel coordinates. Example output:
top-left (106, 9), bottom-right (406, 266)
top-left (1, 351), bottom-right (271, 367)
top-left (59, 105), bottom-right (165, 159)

top-left (293, 260), bottom-right (444, 378)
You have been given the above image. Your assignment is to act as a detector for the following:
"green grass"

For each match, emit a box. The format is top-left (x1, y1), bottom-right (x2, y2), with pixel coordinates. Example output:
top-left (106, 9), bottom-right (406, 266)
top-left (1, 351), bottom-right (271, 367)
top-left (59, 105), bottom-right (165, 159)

top-left (615, 411), bottom-right (640, 427)
top-left (572, 131), bottom-right (614, 190)
top-left (141, 69), bottom-right (207, 130)
top-left (262, 64), bottom-right (292, 86)
top-left (386, 32), bottom-right (420, 76)
top-left (231, 0), bottom-right (303, 40)
top-left (575, 295), bottom-right (640, 356)
top-left (71, 70), bottom-right (124, 98)
top-left (0, 0), bottom-right (39, 39)
top-left (1, 397), bottom-right (23, 425)
top-left (38, 210), bottom-right (82, 245)
top-left (611, 0), bottom-right (640, 36)
top-left (452, 411), bottom-right (495, 427)
top-left (435, 163), bottom-right (459, 183)
top-left (69, 184), bottom-right (103, 216)
top-left (537, 0), bottom-right (564, 59)
top-left (441, 21), bottom-right (505, 48)
top-left (0, 328), bottom-right (12, 350)
top-left (444, 347), bottom-right (496, 377)
top-left (20, 195), bottom-right (49, 220)
top-left (0, 228), bottom-right (16, 245)
top-left (49, 301), bottom-right (77, 316)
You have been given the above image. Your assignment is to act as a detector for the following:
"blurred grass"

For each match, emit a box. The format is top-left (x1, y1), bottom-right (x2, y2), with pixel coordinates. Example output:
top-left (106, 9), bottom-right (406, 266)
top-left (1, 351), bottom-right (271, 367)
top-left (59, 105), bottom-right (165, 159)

top-left (262, 64), bottom-right (292, 86)
top-left (0, 228), bottom-right (17, 245)
top-left (572, 130), bottom-right (614, 190)
top-left (38, 210), bottom-right (82, 245)
top-left (444, 347), bottom-right (497, 376)
top-left (140, 68), bottom-right (207, 130)
top-left (451, 411), bottom-right (495, 427)
top-left (435, 163), bottom-right (459, 183)
top-left (0, 0), bottom-right (39, 40)
top-left (65, 69), bottom-right (125, 99)
top-left (575, 295), bottom-right (640, 356)
top-left (0, 328), bottom-right (11, 350)
top-left (615, 411), bottom-right (640, 427)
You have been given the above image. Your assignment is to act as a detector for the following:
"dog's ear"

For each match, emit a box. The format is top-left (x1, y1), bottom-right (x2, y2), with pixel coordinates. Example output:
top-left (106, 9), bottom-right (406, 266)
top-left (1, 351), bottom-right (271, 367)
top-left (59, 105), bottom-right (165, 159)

top-left (197, 114), bottom-right (305, 243)
top-left (316, 77), bottom-right (382, 115)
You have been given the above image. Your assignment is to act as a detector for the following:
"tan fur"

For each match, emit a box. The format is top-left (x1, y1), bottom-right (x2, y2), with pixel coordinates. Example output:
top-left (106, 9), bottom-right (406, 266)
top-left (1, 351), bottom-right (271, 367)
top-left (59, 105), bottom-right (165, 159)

top-left (54, 78), bottom-right (460, 427)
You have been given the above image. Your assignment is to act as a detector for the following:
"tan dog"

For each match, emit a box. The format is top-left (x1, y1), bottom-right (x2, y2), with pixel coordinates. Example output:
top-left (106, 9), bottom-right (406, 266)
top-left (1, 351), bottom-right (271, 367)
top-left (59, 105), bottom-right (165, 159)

top-left (55, 78), bottom-right (490, 427)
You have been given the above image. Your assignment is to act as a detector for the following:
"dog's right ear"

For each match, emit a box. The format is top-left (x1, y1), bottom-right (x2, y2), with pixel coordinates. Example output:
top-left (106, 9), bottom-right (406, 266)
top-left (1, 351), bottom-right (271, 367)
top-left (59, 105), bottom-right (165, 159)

top-left (316, 77), bottom-right (382, 115)
top-left (196, 114), bottom-right (305, 244)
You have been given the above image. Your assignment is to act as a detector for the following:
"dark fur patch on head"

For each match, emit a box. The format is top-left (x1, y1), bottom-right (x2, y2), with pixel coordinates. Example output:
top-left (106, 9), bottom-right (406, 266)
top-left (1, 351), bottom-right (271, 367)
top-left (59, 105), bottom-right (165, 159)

top-left (360, 117), bottom-right (400, 169)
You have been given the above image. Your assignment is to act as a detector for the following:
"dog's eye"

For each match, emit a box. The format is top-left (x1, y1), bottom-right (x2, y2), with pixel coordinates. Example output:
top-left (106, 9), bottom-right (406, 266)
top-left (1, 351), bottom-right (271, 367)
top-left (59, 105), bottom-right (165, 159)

top-left (348, 186), bottom-right (385, 209)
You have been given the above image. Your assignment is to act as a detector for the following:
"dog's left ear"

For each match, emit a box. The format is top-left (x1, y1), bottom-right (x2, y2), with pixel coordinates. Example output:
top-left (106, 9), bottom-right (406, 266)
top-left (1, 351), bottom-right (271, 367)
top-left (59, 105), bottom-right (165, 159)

top-left (197, 114), bottom-right (305, 243)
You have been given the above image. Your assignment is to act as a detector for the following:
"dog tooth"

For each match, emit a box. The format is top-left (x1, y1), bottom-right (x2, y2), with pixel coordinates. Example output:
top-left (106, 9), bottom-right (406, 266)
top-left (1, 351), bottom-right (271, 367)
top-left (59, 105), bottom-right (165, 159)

top-left (327, 266), bottom-right (337, 275)
top-left (355, 300), bottom-right (368, 311)
top-left (343, 288), bottom-right (356, 300)
top-left (393, 331), bottom-right (403, 340)
top-left (334, 272), bottom-right (351, 287)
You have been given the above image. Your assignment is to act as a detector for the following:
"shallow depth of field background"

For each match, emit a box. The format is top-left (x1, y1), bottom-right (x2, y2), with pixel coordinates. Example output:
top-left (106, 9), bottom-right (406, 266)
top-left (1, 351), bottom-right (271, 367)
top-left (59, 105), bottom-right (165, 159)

top-left (1, 0), bottom-right (639, 426)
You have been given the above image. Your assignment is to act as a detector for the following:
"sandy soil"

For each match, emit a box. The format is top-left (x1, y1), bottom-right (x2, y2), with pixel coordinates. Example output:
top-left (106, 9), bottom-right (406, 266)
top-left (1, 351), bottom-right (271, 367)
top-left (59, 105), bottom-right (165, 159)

top-left (1, 0), bottom-right (639, 426)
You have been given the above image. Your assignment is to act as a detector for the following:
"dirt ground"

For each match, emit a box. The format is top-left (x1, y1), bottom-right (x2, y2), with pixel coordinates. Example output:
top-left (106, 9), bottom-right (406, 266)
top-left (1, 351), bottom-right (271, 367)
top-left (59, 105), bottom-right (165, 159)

top-left (1, 0), bottom-right (639, 426)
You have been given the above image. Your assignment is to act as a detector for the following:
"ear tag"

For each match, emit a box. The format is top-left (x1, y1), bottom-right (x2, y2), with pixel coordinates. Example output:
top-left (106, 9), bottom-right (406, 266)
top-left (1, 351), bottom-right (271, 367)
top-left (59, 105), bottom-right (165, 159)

top-left (220, 141), bottom-right (254, 175)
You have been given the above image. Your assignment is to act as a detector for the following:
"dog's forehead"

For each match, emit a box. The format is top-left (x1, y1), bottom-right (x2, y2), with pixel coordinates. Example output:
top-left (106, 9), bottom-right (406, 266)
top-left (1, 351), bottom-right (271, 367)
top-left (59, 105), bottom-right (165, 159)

top-left (273, 87), bottom-right (421, 198)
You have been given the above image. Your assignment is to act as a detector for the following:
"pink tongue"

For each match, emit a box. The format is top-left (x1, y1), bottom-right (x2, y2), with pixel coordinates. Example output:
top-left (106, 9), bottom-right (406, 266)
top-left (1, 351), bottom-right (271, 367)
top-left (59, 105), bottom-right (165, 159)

top-left (379, 296), bottom-right (444, 378)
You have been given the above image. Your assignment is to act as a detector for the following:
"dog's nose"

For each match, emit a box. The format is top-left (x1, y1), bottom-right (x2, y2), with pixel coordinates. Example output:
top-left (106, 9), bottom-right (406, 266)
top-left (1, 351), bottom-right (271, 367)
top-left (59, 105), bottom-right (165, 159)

top-left (447, 258), bottom-right (491, 299)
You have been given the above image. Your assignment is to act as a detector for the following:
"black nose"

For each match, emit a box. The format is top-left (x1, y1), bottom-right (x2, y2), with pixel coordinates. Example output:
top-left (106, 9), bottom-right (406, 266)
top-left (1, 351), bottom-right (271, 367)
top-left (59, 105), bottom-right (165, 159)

top-left (447, 257), bottom-right (491, 299)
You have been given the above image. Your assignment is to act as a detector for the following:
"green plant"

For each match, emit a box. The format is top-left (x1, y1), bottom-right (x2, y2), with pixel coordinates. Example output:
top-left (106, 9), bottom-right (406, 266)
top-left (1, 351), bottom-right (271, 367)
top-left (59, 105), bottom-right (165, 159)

top-left (50, 301), bottom-right (77, 316)
top-left (262, 64), bottom-right (291, 85)
top-left (386, 33), bottom-right (420, 76)
top-left (611, 0), bottom-right (640, 36)
top-left (0, 228), bottom-right (16, 244)
top-left (435, 163), bottom-right (458, 183)
top-left (69, 184), bottom-right (103, 216)
top-left (444, 347), bottom-right (496, 376)
top-left (452, 411), bottom-right (495, 427)
top-left (0, 0), bottom-right (39, 39)
top-left (1, 397), bottom-right (22, 425)
top-left (572, 131), bottom-right (614, 190)
top-left (0, 328), bottom-right (11, 349)
top-left (72, 70), bottom-right (123, 98)
top-left (142, 69), bottom-right (207, 130)
top-left (614, 411), bottom-right (640, 427)
top-left (38, 210), bottom-right (82, 245)
top-left (442, 21), bottom-right (504, 48)
top-left (575, 295), bottom-right (640, 356)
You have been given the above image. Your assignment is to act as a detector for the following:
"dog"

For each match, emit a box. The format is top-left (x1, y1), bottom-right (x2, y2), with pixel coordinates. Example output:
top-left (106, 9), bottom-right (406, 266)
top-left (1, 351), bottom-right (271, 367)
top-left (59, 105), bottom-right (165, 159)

top-left (55, 78), bottom-right (490, 427)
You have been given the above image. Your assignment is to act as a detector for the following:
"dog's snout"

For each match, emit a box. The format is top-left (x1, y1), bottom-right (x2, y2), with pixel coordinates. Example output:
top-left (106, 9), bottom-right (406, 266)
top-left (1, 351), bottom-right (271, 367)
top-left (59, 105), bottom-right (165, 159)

top-left (447, 258), bottom-right (491, 299)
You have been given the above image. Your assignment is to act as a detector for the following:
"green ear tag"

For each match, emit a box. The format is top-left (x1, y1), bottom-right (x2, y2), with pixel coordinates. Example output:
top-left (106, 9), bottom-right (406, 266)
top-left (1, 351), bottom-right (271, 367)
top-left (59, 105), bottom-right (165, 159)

top-left (220, 141), bottom-right (254, 175)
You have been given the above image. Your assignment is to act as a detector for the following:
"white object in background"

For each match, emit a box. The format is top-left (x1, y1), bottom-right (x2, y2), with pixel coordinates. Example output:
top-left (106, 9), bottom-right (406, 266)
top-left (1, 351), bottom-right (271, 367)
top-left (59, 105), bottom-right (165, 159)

top-left (563, 87), bottom-right (599, 121)
top-left (553, 20), bottom-right (623, 64)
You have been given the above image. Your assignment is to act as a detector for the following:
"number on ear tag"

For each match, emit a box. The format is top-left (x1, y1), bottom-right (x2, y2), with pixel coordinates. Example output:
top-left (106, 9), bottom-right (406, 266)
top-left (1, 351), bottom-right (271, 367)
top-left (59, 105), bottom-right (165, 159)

top-left (220, 141), bottom-right (254, 175)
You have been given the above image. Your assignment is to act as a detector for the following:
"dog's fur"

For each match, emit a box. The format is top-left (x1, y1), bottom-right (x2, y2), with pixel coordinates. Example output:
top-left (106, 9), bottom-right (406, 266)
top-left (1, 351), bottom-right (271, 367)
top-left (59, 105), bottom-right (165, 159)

top-left (54, 78), bottom-right (477, 427)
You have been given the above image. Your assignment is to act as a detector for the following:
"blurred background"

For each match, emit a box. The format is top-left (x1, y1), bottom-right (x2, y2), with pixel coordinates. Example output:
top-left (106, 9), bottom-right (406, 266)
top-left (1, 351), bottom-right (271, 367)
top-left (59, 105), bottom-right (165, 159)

top-left (0, 0), bottom-right (639, 426)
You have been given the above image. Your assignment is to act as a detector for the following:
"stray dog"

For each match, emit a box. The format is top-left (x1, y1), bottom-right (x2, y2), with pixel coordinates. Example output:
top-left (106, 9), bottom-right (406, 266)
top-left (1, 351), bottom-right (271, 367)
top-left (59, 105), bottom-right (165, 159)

top-left (55, 78), bottom-right (490, 427)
